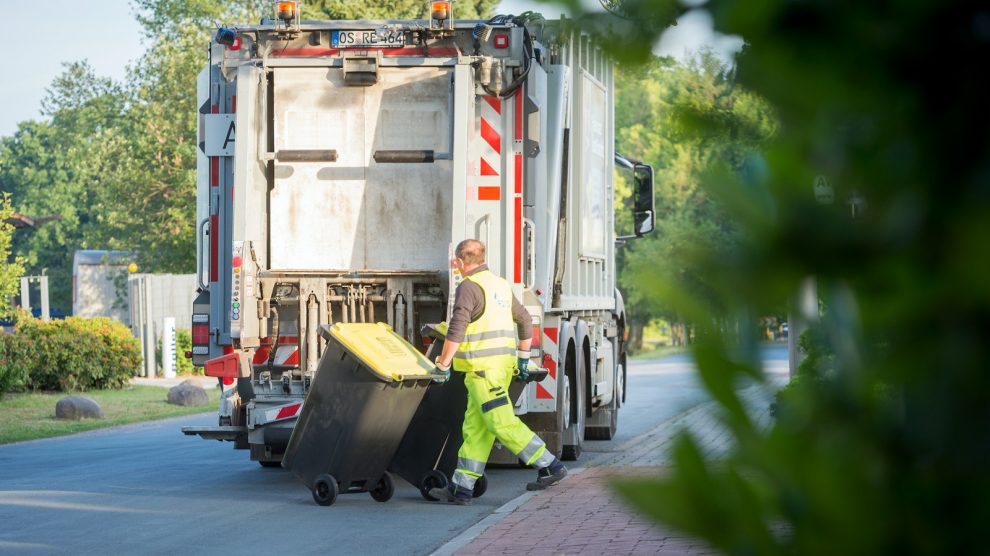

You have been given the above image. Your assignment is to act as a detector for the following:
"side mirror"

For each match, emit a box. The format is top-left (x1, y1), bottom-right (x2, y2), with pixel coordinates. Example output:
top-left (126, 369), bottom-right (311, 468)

top-left (631, 164), bottom-right (655, 237)
top-left (616, 154), bottom-right (656, 240)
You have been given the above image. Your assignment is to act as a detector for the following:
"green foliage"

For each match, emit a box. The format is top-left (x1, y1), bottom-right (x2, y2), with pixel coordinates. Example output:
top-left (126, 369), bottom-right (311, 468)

top-left (302, 0), bottom-right (497, 20)
top-left (0, 330), bottom-right (31, 397)
top-left (0, 62), bottom-right (129, 310)
top-left (0, 384), bottom-right (222, 444)
top-left (614, 54), bottom-right (776, 348)
top-left (4, 315), bottom-right (141, 391)
top-left (594, 0), bottom-right (990, 553)
top-left (0, 193), bottom-right (25, 317)
top-left (157, 328), bottom-right (198, 376)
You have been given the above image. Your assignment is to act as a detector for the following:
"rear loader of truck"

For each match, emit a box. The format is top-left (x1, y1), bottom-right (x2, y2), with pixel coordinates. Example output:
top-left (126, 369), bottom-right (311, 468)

top-left (183, 1), bottom-right (655, 466)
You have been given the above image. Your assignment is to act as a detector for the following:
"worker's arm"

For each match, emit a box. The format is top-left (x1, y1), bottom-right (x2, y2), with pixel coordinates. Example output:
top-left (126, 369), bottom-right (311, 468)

top-left (437, 339), bottom-right (460, 370)
top-left (512, 296), bottom-right (534, 378)
top-left (511, 296), bottom-right (533, 353)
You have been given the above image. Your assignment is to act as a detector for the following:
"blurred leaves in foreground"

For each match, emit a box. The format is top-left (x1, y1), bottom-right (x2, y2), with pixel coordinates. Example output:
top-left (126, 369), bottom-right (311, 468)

top-left (588, 0), bottom-right (990, 554)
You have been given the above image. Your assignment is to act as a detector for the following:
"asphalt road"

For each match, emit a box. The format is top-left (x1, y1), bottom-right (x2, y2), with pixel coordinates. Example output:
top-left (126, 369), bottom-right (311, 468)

top-left (0, 345), bottom-right (788, 555)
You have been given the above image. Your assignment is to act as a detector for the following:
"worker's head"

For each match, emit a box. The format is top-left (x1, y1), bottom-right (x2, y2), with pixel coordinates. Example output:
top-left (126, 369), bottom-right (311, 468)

top-left (454, 239), bottom-right (486, 272)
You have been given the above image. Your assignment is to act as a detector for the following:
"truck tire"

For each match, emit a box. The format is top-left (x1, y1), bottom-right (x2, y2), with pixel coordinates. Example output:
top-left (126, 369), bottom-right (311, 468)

top-left (586, 360), bottom-right (620, 440)
top-left (585, 406), bottom-right (618, 440)
top-left (562, 376), bottom-right (585, 460)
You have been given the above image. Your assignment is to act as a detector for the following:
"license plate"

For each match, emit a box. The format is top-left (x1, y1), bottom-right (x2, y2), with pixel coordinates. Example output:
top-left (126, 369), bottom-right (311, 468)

top-left (332, 30), bottom-right (406, 48)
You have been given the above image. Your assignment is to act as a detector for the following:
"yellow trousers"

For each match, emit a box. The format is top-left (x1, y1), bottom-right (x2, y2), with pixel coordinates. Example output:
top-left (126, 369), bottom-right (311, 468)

top-left (451, 367), bottom-right (555, 490)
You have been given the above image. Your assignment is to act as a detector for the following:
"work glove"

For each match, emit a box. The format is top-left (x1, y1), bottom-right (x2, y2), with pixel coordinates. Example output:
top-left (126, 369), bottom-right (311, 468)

top-left (515, 350), bottom-right (530, 382)
top-left (433, 357), bottom-right (451, 383)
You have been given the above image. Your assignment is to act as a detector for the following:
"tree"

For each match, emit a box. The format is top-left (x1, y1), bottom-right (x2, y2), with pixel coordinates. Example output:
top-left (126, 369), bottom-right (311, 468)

top-left (0, 62), bottom-right (128, 310)
top-left (614, 53), bottom-right (775, 349)
top-left (0, 193), bottom-right (25, 317)
top-left (302, 0), bottom-right (497, 20)
top-left (586, 0), bottom-right (990, 553)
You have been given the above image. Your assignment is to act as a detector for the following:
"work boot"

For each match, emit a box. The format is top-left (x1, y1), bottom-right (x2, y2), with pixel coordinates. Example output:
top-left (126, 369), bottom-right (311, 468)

top-left (526, 459), bottom-right (568, 491)
top-left (428, 485), bottom-right (472, 505)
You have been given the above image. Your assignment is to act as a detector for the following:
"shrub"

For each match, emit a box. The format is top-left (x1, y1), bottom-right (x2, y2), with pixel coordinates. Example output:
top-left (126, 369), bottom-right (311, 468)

top-left (156, 328), bottom-right (199, 376)
top-left (0, 331), bottom-right (33, 397)
top-left (14, 315), bottom-right (141, 391)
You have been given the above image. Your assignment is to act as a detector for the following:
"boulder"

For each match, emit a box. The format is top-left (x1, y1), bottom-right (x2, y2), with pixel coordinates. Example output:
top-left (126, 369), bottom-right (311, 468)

top-left (167, 380), bottom-right (209, 407)
top-left (55, 396), bottom-right (104, 420)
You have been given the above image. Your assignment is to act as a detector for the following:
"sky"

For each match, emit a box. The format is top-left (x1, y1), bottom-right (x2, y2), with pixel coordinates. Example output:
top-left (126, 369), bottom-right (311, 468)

top-left (0, 0), bottom-right (739, 137)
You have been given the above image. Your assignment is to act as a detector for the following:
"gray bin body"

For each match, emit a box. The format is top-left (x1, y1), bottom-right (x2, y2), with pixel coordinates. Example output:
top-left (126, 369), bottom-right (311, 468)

top-left (282, 329), bottom-right (433, 498)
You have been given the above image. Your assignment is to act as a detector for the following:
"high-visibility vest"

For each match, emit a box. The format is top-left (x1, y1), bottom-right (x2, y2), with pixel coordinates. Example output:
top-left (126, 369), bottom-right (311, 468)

top-left (452, 270), bottom-right (517, 372)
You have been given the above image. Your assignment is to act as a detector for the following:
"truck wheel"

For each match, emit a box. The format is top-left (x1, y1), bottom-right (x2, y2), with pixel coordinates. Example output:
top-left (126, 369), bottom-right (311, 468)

top-left (420, 470), bottom-right (448, 501)
top-left (585, 406), bottom-right (618, 440)
top-left (313, 474), bottom-right (338, 506)
top-left (472, 474), bottom-right (488, 498)
top-left (562, 376), bottom-right (585, 460)
top-left (586, 363), bottom-right (620, 440)
top-left (370, 472), bottom-right (395, 502)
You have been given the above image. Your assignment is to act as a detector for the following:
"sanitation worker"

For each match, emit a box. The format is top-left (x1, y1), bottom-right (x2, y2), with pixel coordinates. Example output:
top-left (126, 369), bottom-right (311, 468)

top-left (429, 239), bottom-right (567, 505)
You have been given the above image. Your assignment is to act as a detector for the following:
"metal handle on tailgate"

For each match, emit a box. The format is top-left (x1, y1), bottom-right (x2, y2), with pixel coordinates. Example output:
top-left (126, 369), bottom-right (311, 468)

top-left (474, 214), bottom-right (491, 256)
top-left (373, 150), bottom-right (436, 163)
top-left (197, 217), bottom-right (209, 291)
top-left (523, 217), bottom-right (536, 291)
top-left (275, 150), bottom-right (338, 162)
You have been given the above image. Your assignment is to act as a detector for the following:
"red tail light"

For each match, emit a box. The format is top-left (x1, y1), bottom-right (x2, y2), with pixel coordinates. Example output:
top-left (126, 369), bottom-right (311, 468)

top-left (192, 324), bottom-right (210, 344)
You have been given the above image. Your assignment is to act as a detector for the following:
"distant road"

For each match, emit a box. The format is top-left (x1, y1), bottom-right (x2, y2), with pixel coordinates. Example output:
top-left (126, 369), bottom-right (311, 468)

top-left (0, 346), bottom-right (787, 555)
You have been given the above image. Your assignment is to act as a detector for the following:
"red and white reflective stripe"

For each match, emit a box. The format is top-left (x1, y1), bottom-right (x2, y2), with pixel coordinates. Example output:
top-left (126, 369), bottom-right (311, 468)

top-left (512, 89), bottom-right (524, 283)
top-left (476, 96), bottom-right (502, 202)
top-left (263, 402), bottom-right (302, 424)
top-left (252, 336), bottom-right (300, 366)
top-left (536, 327), bottom-right (558, 400)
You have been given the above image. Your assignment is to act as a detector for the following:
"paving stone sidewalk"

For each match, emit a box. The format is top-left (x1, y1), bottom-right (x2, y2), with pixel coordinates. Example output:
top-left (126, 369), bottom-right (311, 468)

top-left (445, 384), bottom-right (779, 556)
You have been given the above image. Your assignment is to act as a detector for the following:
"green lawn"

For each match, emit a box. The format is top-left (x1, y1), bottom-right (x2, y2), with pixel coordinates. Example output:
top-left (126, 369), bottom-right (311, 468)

top-left (630, 345), bottom-right (689, 361)
top-left (0, 385), bottom-right (221, 445)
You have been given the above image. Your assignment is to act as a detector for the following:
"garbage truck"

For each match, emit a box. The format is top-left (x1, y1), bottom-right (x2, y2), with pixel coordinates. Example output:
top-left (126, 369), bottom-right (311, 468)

top-left (183, 1), bottom-right (656, 466)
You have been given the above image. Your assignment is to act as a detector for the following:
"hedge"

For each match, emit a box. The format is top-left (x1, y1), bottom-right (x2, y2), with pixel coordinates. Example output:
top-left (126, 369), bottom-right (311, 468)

top-left (0, 314), bottom-right (141, 393)
top-left (0, 331), bottom-right (31, 397)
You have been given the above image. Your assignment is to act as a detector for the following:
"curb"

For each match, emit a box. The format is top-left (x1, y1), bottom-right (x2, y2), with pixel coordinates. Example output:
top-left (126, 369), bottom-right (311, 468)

top-left (429, 468), bottom-right (588, 556)
top-left (426, 397), bottom-right (717, 556)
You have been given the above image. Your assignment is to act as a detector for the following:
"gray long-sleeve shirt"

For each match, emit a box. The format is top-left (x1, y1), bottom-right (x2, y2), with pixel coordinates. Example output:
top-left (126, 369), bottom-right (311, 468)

top-left (446, 264), bottom-right (533, 343)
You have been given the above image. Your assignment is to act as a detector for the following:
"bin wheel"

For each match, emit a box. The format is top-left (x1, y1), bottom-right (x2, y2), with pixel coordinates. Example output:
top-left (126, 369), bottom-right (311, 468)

top-left (313, 474), bottom-right (338, 506)
top-left (370, 472), bottom-right (395, 503)
top-left (420, 470), bottom-right (449, 501)
top-left (472, 474), bottom-right (488, 498)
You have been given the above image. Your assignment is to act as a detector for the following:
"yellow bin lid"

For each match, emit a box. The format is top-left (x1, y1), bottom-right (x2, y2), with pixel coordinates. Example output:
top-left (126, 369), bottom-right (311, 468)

top-left (328, 322), bottom-right (434, 382)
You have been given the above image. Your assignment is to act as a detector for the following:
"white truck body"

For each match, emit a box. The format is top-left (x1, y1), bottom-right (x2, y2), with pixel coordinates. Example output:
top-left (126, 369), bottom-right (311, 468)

top-left (184, 7), bottom-right (655, 465)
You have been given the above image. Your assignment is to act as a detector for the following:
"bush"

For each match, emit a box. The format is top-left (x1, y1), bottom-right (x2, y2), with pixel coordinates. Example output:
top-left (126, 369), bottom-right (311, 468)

top-left (0, 331), bottom-right (33, 397)
top-left (10, 315), bottom-right (141, 391)
top-left (156, 328), bottom-right (199, 376)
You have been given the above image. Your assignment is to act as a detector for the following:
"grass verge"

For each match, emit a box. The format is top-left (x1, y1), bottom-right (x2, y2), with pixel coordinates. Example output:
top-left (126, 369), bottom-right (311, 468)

top-left (0, 384), bottom-right (221, 445)
top-left (631, 346), bottom-right (689, 361)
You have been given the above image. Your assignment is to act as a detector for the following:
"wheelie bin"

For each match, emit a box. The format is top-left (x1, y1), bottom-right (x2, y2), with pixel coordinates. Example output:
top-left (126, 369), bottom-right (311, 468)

top-left (281, 322), bottom-right (444, 506)
top-left (387, 323), bottom-right (485, 500)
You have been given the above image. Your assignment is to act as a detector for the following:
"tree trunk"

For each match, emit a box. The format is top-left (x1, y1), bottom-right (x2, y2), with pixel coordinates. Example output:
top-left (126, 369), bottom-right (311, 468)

top-left (628, 321), bottom-right (644, 353)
